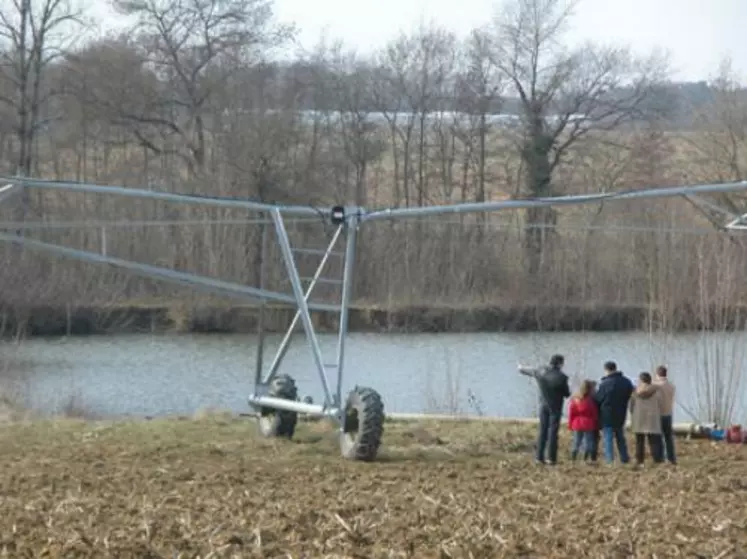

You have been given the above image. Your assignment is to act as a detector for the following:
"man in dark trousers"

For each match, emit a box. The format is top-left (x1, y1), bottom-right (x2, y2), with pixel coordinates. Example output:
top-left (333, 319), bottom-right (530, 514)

top-left (519, 354), bottom-right (571, 465)
top-left (594, 361), bottom-right (634, 464)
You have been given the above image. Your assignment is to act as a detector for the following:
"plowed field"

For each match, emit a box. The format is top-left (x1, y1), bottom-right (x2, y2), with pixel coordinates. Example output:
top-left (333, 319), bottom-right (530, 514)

top-left (0, 415), bottom-right (745, 558)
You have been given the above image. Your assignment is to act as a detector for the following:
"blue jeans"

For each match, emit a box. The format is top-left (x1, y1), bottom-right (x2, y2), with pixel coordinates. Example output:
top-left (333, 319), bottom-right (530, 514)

top-left (602, 426), bottom-right (630, 464)
top-left (571, 430), bottom-right (597, 460)
top-left (661, 415), bottom-right (676, 464)
top-left (537, 405), bottom-right (561, 464)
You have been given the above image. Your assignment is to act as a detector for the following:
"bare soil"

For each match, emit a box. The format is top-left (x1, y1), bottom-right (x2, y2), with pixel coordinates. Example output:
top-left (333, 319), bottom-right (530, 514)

top-left (0, 415), bottom-right (745, 558)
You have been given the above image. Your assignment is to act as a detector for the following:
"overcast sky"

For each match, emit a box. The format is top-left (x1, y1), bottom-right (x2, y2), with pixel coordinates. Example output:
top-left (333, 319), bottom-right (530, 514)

top-left (93, 0), bottom-right (747, 82)
top-left (272, 0), bottom-right (746, 82)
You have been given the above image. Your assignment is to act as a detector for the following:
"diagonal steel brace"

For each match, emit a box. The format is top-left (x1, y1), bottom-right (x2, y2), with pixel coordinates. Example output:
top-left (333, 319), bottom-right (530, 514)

top-left (262, 224), bottom-right (343, 385)
top-left (0, 232), bottom-right (341, 312)
top-left (270, 209), bottom-right (334, 407)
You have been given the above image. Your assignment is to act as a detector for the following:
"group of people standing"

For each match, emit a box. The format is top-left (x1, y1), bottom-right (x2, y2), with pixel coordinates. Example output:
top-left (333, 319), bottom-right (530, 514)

top-left (518, 355), bottom-right (677, 467)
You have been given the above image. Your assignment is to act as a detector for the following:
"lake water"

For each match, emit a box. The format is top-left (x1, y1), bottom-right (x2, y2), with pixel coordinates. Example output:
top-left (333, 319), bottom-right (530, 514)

top-left (3, 331), bottom-right (746, 423)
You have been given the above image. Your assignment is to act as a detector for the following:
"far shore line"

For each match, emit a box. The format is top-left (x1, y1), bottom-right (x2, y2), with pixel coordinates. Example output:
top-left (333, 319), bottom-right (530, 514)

top-left (3, 302), bottom-right (747, 338)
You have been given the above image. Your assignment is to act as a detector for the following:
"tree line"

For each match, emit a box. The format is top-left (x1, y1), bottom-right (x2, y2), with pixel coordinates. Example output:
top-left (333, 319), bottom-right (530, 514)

top-left (1, 0), bottom-right (747, 330)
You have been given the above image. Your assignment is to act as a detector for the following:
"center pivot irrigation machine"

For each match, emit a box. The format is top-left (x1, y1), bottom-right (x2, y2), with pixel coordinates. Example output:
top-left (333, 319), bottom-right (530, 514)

top-left (2, 177), bottom-right (747, 461)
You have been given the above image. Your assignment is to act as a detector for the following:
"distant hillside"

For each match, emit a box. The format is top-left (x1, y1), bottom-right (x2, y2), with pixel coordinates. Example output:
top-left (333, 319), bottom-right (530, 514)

top-left (278, 60), bottom-right (730, 129)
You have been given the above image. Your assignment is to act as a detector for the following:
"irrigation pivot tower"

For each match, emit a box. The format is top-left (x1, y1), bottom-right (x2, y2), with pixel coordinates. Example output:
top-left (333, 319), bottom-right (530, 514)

top-left (1, 177), bottom-right (747, 461)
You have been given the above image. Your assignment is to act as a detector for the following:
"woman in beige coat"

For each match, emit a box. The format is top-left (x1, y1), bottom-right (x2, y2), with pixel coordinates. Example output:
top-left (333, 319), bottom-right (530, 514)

top-left (629, 372), bottom-right (665, 466)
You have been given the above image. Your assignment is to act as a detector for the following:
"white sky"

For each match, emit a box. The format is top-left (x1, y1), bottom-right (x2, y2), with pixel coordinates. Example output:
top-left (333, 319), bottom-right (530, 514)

top-left (91, 0), bottom-right (747, 82)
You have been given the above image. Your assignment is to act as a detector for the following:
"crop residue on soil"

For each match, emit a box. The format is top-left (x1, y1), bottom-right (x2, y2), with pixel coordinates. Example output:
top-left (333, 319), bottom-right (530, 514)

top-left (0, 415), bottom-right (745, 557)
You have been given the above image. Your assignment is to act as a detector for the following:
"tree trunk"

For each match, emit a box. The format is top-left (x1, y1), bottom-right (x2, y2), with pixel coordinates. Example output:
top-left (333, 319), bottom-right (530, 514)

top-left (522, 132), bottom-right (555, 275)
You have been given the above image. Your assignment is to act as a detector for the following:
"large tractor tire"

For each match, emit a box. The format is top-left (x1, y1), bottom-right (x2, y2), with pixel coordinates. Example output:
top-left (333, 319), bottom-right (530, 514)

top-left (340, 386), bottom-right (385, 461)
top-left (258, 374), bottom-right (299, 439)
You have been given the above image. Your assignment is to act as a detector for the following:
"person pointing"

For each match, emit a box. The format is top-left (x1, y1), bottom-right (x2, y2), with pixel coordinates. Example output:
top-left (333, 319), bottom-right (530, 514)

top-left (519, 354), bottom-right (571, 465)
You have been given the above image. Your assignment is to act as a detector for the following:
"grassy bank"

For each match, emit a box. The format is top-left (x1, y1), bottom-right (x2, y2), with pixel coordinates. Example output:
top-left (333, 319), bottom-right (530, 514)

top-left (0, 415), bottom-right (744, 557)
top-left (5, 302), bottom-right (747, 337)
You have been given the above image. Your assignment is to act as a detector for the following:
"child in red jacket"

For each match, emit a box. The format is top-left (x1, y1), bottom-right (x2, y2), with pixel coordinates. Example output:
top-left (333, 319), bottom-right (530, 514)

top-left (568, 379), bottom-right (599, 462)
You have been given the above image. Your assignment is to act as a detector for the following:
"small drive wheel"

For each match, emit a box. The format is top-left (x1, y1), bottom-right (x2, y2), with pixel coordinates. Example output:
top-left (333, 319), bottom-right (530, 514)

top-left (258, 374), bottom-right (299, 439)
top-left (340, 386), bottom-right (385, 461)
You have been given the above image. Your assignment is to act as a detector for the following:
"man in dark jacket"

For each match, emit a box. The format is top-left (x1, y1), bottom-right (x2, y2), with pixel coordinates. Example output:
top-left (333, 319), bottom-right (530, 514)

top-left (519, 354), bottom-right (571, 465)
top-left (593, 361), bottom-right (634, 464)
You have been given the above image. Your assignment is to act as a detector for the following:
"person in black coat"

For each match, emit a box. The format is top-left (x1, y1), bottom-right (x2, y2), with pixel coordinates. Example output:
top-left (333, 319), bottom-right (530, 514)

top-left (593, 361), bottom-right (634, 464)
top-left (519, 354), bottom-right (571, 465)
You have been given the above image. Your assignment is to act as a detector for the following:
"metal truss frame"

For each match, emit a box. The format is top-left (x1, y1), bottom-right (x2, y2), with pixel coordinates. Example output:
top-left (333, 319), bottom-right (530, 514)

top-left (1, 176), bottom-right (747, 430)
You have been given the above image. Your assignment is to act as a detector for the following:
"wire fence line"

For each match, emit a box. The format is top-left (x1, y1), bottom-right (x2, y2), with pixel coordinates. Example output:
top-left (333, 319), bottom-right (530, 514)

top-left (2, 181), bottom-right (746, 313)
top-left (0, 217), bottom-right (731, 236)
top-left (0, 218), bottom-right (321, 230)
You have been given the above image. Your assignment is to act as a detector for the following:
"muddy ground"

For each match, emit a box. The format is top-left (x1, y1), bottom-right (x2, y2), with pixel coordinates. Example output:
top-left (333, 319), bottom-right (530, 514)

top-left (0, 415), bottom-right (745, 558)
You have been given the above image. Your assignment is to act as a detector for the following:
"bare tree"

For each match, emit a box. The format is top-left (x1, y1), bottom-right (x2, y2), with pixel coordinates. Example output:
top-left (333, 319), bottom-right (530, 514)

top-left (323, 46), bottom-right (386, 206)
top-left (681, 235), bottom-right (747, 426)
top-left (453, 29), bottom-right (503, 207)
top-left (0, 0), bottom-right (85, 176)
top-left (492, 0), bottom-right (668, 273)
top-left (61, 37), bottom-right (154, 181)
top-left (684, 58), bottom-right (747, 214)
top-left (107, 0), bottom-right (292, 178)
top-left (372, 25), bottom-right (457, 208)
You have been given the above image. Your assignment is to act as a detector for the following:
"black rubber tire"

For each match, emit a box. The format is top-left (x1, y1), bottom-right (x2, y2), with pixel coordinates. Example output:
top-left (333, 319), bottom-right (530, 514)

top-left (340, 386), bottom-right (385, 461)
top-left (258, 374), bottom-right (299, 439)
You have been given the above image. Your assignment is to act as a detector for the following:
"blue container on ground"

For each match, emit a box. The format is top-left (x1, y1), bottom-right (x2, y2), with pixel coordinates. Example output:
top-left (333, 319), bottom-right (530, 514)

top-left (710, 429), bottom-right (725, 441)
